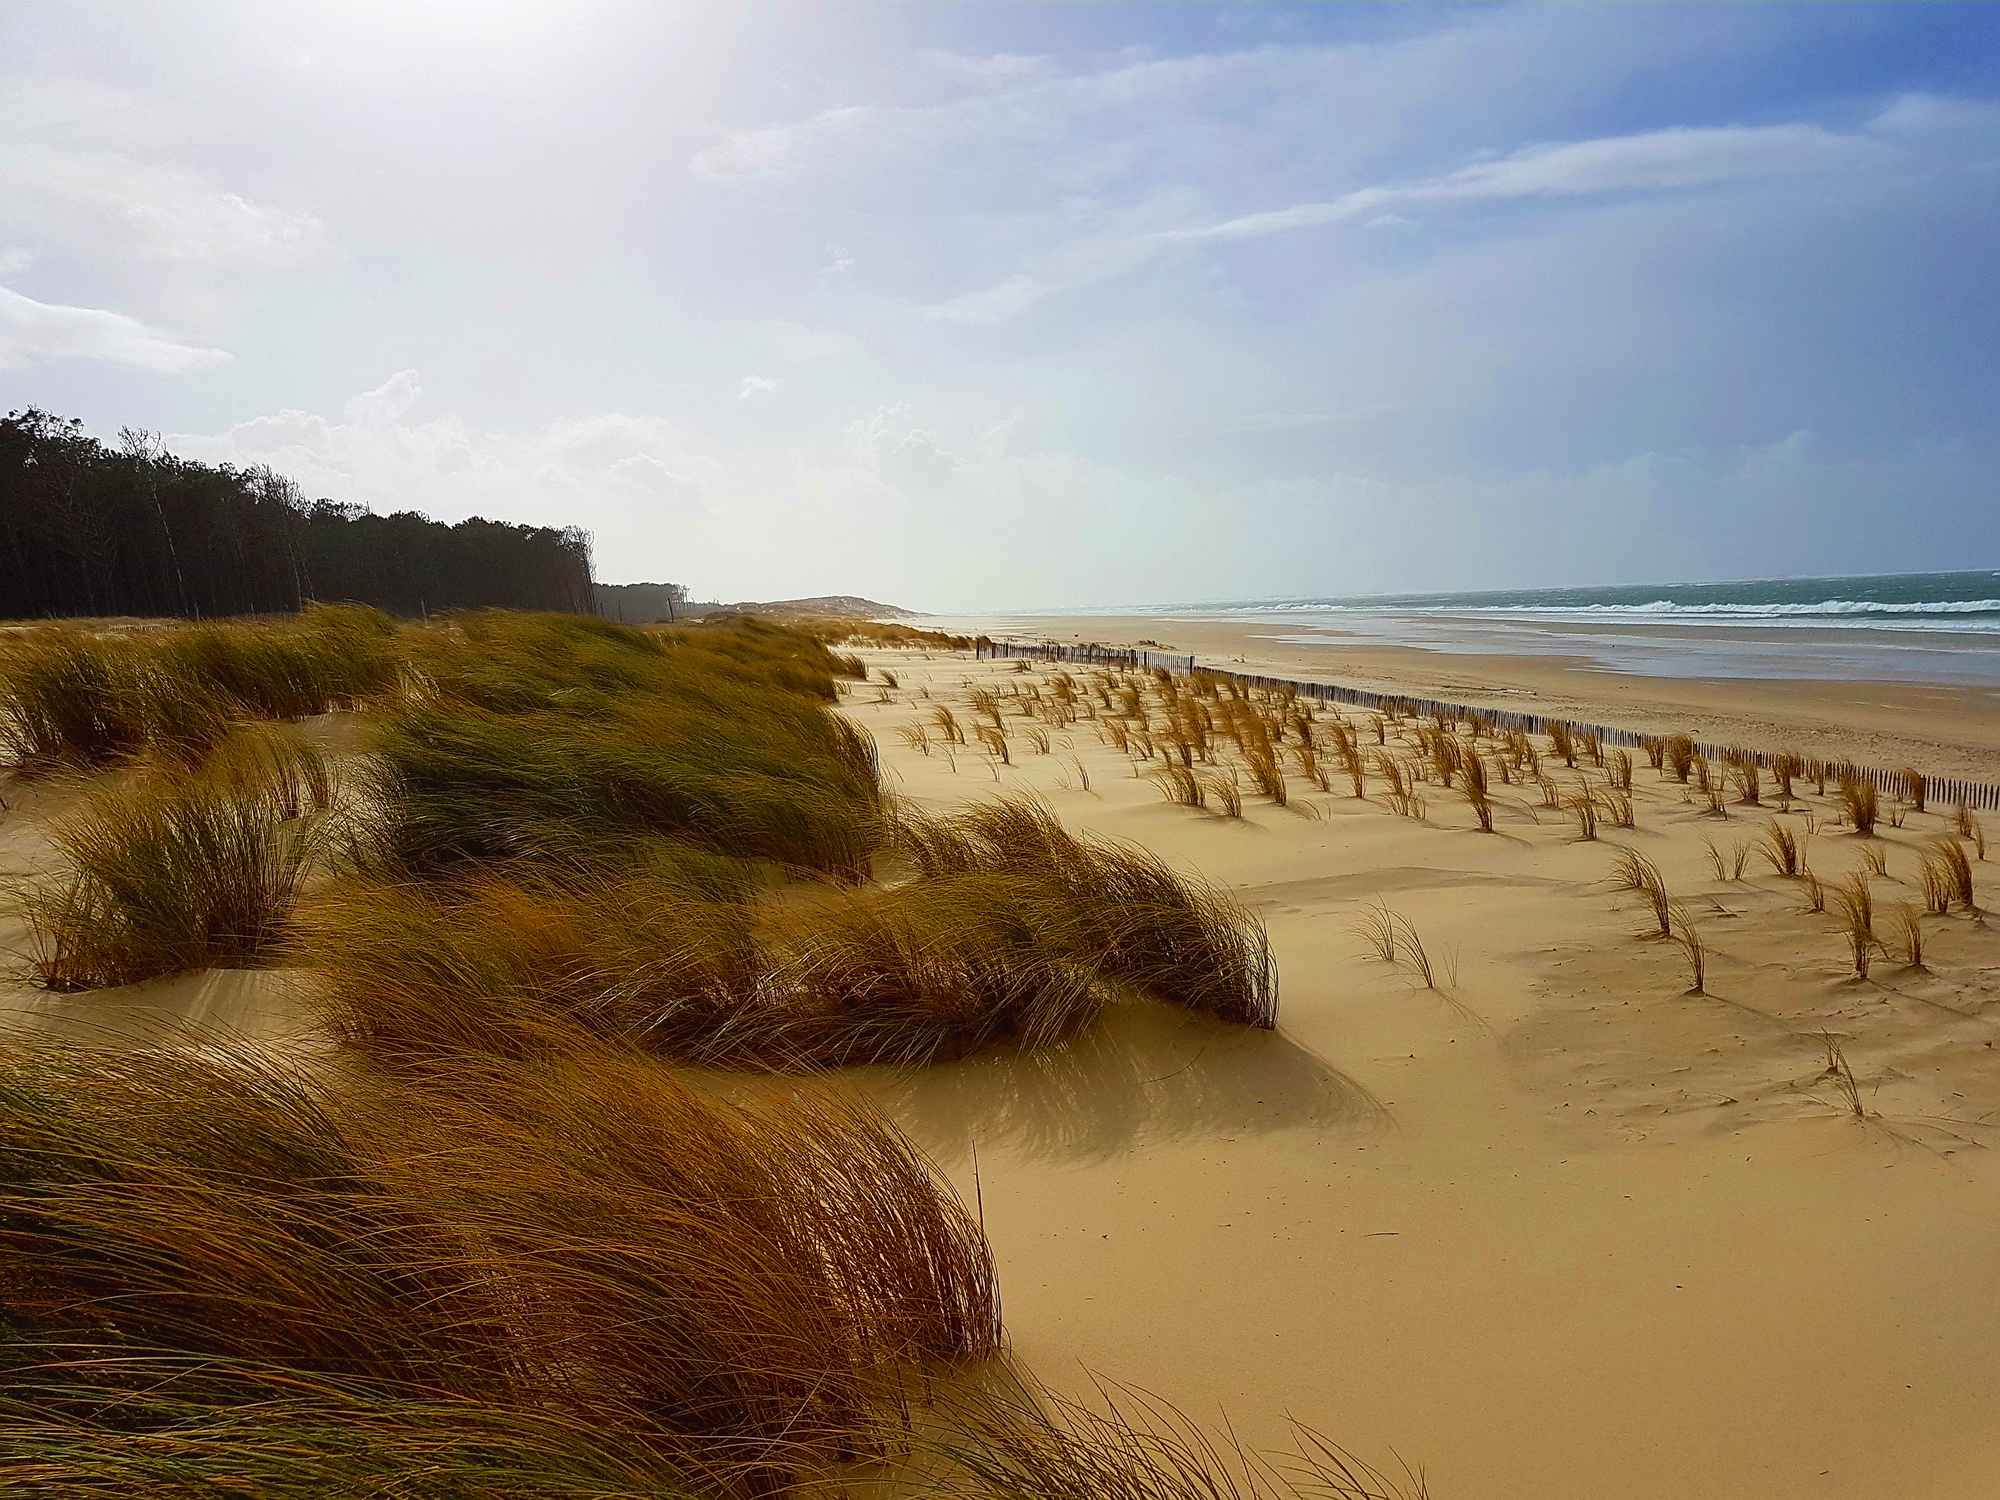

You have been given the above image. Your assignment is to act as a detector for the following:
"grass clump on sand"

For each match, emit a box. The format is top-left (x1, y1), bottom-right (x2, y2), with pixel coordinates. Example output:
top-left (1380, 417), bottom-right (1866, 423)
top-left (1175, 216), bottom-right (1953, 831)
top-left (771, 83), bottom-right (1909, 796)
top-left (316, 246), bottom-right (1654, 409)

top-left (366, 613), bottom-right (883, 879)
top-left (19, 749), bottom-right (333, 991)
top-left (0, 1041), bottom-right (999, 1497)
top-left (307, 797), bottom-right (1277, 1069)
top-left (0, 606), bottom-right (400, 773)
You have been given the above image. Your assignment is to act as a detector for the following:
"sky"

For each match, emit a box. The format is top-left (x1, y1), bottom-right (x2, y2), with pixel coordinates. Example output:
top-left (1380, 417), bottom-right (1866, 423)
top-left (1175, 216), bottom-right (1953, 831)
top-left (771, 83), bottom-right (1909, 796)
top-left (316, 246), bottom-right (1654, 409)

top-left (1, 2), bottom-right (1997, 610)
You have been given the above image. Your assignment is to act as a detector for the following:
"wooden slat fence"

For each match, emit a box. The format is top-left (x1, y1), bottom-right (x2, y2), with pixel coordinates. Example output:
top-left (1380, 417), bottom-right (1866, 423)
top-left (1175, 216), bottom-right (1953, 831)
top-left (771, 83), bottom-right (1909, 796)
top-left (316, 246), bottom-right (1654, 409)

top-left (975, 637), bottom-right (2000, 813)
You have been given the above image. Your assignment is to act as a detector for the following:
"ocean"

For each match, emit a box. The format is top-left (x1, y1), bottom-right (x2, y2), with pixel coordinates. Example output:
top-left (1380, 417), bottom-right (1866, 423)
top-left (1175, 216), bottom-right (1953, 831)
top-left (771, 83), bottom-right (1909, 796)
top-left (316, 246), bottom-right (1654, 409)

top-left (1133, 570), bottom-right (2000, 685)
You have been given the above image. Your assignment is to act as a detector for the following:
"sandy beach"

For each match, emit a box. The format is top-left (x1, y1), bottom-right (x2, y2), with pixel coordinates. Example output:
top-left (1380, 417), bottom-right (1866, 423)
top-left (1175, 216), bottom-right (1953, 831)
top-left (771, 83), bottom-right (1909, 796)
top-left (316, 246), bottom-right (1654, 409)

top-left (837, 642), bottom-right (2000, 1500)
top-left (925, 613), bottom-right (2000, 786)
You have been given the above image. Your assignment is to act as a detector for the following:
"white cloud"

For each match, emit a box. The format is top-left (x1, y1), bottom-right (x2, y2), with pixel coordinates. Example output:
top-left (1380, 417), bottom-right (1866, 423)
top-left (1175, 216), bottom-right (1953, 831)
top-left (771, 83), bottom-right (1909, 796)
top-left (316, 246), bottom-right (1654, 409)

top-left (0, 143), bottom-right (331, 269)
top-left (919, 120), bottom-right (1887, 327)
top-left (1162, 123), bottom-right (1877, 245)
top-left (925, 274), bottom-right (1055, 325)
top-left (342, 369), bottom-right (423, 426)
top-left (167, 374), bottom-right (716, 531)
top-left (819, 243), bottom-right (855, 277)
top-left (0, 284), bottom-right (230, 372)
top-left (738, 374), bottom-right (783, 399)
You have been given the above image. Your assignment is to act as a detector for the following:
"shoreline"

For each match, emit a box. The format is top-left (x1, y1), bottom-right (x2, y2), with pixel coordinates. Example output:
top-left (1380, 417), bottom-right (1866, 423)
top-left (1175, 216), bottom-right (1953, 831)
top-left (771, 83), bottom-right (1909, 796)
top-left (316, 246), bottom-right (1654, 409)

top-left (918, 611), bottom-right (2000, 784)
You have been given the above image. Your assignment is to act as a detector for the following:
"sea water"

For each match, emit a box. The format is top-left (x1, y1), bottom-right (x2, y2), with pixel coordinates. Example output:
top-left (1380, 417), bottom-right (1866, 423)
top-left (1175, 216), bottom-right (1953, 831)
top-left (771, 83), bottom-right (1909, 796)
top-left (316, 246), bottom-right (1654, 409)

top-left (1128, 571), bottom-right (2000, 684)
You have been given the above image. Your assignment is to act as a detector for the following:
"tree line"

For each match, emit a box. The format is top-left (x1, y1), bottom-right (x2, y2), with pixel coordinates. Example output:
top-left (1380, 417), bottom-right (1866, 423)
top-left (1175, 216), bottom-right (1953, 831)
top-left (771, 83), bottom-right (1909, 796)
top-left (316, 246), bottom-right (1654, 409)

top-left (0, 408), bottom-right (596, 621)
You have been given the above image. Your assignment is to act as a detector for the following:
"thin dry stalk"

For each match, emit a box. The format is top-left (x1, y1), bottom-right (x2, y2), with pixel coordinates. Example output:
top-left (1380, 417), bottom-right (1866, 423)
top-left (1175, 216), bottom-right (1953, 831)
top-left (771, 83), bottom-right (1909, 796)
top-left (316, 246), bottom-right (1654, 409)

top-left (1609, 846), bottom-right (1671, 936)
top-left (1151, 762), bottom-right (1205, 810)
top-left (1819, 1032), bottom-right (1867, 1118)
top-left (1928, 838), bottom-right (1976, 911)
top-left (1461, 752), bottom-right (1493, 833)
top-left (1594, 785), bottom-right (1634, 829)
top-left (1565, 784), bottom-right (1598, 841)
top-left (1202, 772), bottom-right (1244, 819)
top-left (1801, 861), bottom-right (1826, 913)
top-left (1752, 820), bottom-right (1801, 877)
top-left (1668, 903), bottom-right (1706, 994)
top-left (1890, 903), bottom-right (1925, 969)
top-left (1832, 872), bottom-right (1878, 980)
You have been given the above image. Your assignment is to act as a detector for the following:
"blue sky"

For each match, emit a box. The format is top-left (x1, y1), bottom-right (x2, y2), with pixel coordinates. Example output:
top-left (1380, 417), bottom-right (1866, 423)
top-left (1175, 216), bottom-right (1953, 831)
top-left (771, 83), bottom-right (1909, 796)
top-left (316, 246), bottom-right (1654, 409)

top-left (1, 2), bottom-right (1996, 608)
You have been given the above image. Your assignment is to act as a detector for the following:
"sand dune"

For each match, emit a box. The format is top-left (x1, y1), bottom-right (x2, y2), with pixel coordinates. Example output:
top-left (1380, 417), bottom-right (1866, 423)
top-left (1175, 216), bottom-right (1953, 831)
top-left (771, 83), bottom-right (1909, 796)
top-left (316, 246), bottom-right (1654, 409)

top-left (5, 637), bottom-right (1996, 1497)
top-left (842, 646), bottom-right (2000, 1500)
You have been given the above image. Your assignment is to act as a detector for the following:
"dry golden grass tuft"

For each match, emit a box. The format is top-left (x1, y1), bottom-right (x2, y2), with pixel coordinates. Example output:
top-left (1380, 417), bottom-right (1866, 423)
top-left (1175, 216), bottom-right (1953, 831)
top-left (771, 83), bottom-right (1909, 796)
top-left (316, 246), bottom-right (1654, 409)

top-left (1890, 902), bottom-right (1926, 969)
top-left (1800, 861), bottom-right (1826, 914)
top-left (1667, 902), bottom-right (1706, 994)
top-left (1752, 820), bottom-right (1801, 878)
top-left (1153, 761), bottom-right (1205, 809)
top-left (1837, 773), bottom-right (1878, 836)
top-left (1609, 747), bottom-right (1633, 791)
top-left (1832, 872), bottom-right (1879, 980)
top-left (1594, 784), bottom-right (1634, 830)
top-left (18, 750), bottom-right (334, 991)
top-left (1920, 838), bottom-right (1976, 913)
top-left (1664, 734), bottom-right (1696, 783)
top-left (1461, 750), bottom-right (1494, 833)
top-left (0, 1041), bottom-right (999, 1495)
top-left (1564, 782), bottom-right (1598, 841)
top-left (1353, 903), bottom-right (1437, 989)
top-left (1608, 846), bottom-right (1671, 937)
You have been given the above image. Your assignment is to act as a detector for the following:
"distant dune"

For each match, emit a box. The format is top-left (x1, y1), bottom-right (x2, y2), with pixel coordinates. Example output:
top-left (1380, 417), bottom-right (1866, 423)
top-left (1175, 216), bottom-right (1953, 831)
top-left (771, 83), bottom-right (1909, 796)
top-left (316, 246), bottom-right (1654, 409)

top-left (596, 582), bottom-right (913, 623)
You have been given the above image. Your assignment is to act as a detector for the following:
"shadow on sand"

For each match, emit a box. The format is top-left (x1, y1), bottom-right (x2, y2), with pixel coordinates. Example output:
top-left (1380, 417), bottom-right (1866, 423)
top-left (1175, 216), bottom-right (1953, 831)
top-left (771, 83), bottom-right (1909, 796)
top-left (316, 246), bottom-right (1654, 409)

top-left (856, 1002), bottom-right (1387, 1168)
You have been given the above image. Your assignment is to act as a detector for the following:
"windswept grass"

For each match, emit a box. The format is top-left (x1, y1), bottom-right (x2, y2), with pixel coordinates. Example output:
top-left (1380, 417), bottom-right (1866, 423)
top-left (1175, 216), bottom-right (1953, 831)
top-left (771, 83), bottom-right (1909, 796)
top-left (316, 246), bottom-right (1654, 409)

top-left (1564, 783), bottom-right (1598, 841)
top-left (19, 756), bottom-right (332, 991)
top-left (1353, 903), bottom-right (1436, 989)
top-left (1609, 846), bottom-right (1671, 936)
top-left (1668, 902), bottom-right (1706, 994)
top-left (1898, 766), bottom-right (1926, 812)
top-left (0, 1042), bottom-right (999, 1493)
top-left (309, 796), bottom-right (1279, 1066)
top-left (0, 607), bottom-right (400, 773)
top-left (1832, 872), bottom-right (1878, 980)
top-left (1838, 773), bottom-right (1878, 836)
top-left (1152, 761), bottom-right (1205, 809)
top-left (1890, 903), bottom-right (1926, 968)
top-left (1752, 820), bottom-right (1801, 877)
top-left (930, 1377), bottom-right (1428, 1500)
top-left (0, 632), bottom-right (152, 769)
top-left (363, 616), bottom-right (883, 880)
top-left (1461, 750), bottom-right (1493, 833)
top-left (1664, 734), bottom-right (1696, 783)
top-left (1920, 838), bottom-right (1976, 913)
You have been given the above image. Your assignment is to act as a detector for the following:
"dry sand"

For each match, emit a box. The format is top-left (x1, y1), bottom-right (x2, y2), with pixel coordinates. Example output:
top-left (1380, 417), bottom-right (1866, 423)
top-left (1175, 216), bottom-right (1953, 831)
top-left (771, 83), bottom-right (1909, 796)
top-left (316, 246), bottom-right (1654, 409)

top-left (4, 649), bottom-right (1997, 1498)
top-left (840, 646), bottom-right (2000, 1500)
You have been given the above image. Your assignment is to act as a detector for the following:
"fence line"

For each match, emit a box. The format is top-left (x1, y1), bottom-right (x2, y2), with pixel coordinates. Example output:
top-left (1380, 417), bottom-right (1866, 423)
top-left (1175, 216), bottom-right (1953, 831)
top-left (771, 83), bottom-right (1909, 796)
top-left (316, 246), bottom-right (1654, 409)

top-left (974, 637), bottom-right (2000, 814)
